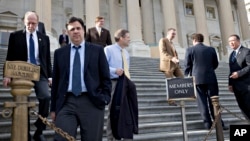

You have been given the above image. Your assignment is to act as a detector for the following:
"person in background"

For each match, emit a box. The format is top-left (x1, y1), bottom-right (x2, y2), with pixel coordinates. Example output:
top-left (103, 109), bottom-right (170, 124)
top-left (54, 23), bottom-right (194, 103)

top-left (159, 28), bottom-right (184, 78)
top-left (3, 11), bottom-right (52, 141)
top-left (228, 34), bottom-right (250, 121)
top-left (59, 29), bottom-right (69, 47)
top-left (86, 16), bottom-right (112, 47)
top-left (50, 16), bottom-right (111, 141)
top-left (184, 33), bottom-right (228, 130)
top-left (104, 29), bottom-right (138, 141)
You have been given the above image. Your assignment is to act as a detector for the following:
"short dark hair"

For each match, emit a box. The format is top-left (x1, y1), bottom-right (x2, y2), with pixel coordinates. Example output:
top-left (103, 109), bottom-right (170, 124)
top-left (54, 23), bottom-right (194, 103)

top-left (229, 34), bottom-right (240, 41)
top-left (66, 17), bottom-right (85, 29)
top-left (191, 33), bottom-right (204, 42)
top-left (114, 29), bottom-right (129, 42)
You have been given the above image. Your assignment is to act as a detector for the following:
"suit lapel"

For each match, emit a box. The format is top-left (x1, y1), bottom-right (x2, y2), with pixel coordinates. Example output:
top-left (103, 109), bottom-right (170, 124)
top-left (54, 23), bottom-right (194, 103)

top-left (84, 42), bottom-right (91, 74)
top-left (36, 32), bottom-right (43, 59)
top-left (236, 46), bottom-right (243, 58)
top-left (21, 30), bottom-right (28, 54)
top-left (65, 44), bottom-right (71, 77)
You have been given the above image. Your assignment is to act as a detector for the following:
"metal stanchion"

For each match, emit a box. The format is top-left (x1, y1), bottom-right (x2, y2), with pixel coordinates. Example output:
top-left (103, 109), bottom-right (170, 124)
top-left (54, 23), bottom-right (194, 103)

top-left (180, 100), bottom-right (188, 141)
top-left (211, 96), bottom-right (224, 141)
top-left (3, 79), bottom-right (36, 141)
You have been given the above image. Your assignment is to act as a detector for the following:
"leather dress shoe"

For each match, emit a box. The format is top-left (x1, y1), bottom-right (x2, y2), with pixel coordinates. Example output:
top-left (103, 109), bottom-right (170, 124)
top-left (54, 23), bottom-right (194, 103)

top-left (223, 125), bottom-right (229, 130)
top-left (33, 134), bottom-right (47, 141)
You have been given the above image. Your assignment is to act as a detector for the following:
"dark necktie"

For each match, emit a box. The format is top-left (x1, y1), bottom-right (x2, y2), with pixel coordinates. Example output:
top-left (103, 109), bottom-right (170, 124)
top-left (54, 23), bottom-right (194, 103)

top-left (29, 34), bottom-right (36, 64)
top-left (72, 46), bottom-right (82, 96)
top-left (231, 51), bottom-right (236, 63)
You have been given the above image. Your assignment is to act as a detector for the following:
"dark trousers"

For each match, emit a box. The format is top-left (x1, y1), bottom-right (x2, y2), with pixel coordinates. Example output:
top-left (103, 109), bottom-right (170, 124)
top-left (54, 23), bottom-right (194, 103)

top-left (33, 76), bottom-right (51, 131)
top-left (54, 93), bottom-right (105, 141)
top-left (233, 84), bottom-right (250, 120)
top-left (28, 76), bottom-right (50, 141)
top-left (196, 84), bottom-right (224, 128)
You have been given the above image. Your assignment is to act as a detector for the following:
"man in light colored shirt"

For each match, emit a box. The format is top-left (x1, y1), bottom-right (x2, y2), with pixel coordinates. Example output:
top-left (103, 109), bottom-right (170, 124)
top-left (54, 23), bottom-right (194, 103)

top-left (104, 29), bottom-right (132, 141)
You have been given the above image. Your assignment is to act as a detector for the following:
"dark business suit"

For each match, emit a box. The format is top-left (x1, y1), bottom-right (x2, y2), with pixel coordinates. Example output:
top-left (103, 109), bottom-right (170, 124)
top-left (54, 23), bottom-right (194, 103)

top-left (51, 42), bottom-right (111, 140)
top-left (5, 29), bottom-right (52, 137)
top-left (229, 46), bottom-right (250, 120)
top-left (59, 34), bottom-right (69, 47)
top-left (110, 74), bottom-right (138, 140)
top-left (184, 43), bottom-right (221, 129)
top-left (86, 27), bottom-right (112, 47)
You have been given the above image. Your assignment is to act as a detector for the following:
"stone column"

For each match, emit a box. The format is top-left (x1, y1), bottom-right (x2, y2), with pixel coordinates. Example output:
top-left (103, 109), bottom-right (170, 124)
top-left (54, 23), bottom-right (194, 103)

top-left (35, 0), bottom-right (51, 33)
top-left (126, 0), bottom-right (150, 57)
top-left (85, 0), bottom-right (100, 29)
top-left (109, 0), bottom-right (120, 43)
top-left (216, 0), bottom-right (235, 61)
top-left (193, 0), bottom-right (210, 45)
top-left (236, 0), bottom-right (250, 40)
top-left (161, 0), bottom-right (179, 43)
top-left (141, 0), bottom-right (155, 45)
top-left (72, 0), bottom-right (84, 19)
top-left (161, 0), bottom-right (186, 59)
top-left (36, 0), bottom-right (58, 51)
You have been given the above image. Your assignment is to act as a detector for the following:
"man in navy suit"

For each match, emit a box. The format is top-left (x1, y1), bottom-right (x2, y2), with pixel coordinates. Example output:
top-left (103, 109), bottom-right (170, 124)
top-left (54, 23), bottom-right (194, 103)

top-left (50, 17), bottom-right (111, 141)
top-left (228, 34), bottom-right (250, 121)
top-left (58, 29), bottom-right (69, 47)
top-left (86, 16), bottom-right (112, 47)
top-left (184, 33), bottom-right (227, 130)
top-left (3, 11), bottom-right (52, 141)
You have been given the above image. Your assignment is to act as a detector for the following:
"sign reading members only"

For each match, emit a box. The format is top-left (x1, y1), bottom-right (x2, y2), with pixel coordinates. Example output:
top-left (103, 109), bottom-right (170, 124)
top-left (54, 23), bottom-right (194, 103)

top-left (4, 61), bottom-right (40, 81)
top-left (166, 77), bottom-right (196, 100)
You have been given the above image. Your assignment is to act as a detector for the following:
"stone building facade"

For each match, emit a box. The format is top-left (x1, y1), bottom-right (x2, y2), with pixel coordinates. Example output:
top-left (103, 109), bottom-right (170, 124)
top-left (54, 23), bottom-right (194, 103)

top-left (0, 0), bottom-right (249, 61)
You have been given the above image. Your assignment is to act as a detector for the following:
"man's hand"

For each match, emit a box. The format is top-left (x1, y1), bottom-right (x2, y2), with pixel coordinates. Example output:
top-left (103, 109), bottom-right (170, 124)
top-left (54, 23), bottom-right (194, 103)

top-left (3, 77), bottom-right (11, 87)
top-left (115, 68), bottom-right (124, 76)
top-left (171, 57), bottom-right (179, 64)
top-left (228, 85), bottom-right (233, 93)
top-left (48, 79), bottom-right (52, 87)
top-left (50, 112), bottom-right (56, 122)
top-left (229, 72), bottom-right (239, 79)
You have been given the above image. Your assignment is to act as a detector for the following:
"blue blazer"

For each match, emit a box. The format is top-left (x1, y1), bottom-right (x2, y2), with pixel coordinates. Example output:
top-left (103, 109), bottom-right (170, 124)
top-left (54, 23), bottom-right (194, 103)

top-left (184, 43), bottom-right (218, 85)
top-left (50, 42), bottom-right (111, 114)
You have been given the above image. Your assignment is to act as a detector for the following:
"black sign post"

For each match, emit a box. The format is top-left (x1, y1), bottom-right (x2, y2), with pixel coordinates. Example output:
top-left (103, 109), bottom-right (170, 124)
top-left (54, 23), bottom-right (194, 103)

top-left (165, 77), bottom-right (196, 141)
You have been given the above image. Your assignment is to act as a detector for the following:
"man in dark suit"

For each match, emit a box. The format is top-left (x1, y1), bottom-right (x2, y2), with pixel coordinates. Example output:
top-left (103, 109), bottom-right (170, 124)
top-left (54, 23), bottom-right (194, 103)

top-left (37, 22), bottom-right (46, 35)
top-left (228, 34), bottom-right (250, 121)
top-left (50, 17), bottom-right (111, 141)
top-left (184, 33), bottom-right (227, 130)
top-left (86, 16), bottom-right (112, 47)
top-left (3, 11), bottom-right (52, 141)
top-left (58, 29), bottom-right (69, 47)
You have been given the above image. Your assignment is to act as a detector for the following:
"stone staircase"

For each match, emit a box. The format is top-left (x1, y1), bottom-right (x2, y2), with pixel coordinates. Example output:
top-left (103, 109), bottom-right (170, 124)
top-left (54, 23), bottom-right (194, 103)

top-left (0, 48), bottom-right (247, 141)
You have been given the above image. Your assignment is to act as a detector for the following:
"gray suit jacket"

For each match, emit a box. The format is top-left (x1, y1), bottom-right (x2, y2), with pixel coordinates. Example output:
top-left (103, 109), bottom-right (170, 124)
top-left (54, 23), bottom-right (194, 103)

top-left (229, 46), bottom-right (250, 86)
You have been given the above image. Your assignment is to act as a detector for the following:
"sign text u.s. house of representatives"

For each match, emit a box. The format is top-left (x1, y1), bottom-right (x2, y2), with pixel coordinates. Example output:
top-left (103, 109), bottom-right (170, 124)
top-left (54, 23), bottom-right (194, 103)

top-left (166, 77), bottom-right (196, 100)
top-left (4, 61), bottom-right (40, 81)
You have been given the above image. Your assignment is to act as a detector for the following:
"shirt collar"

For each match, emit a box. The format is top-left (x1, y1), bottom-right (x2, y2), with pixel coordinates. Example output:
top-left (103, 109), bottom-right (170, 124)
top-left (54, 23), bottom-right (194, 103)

top-left (71, 41), bottom-right (85, 49)
top-left (234, 44), bottom-right (242, 53)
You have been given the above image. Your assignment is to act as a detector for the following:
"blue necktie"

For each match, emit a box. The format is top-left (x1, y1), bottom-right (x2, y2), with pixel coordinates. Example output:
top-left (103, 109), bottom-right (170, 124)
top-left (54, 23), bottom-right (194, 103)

top-left (29, 34), bottom-right (36, 64)
top-left (231, 51), bottom-right (236, 63)
top-left (72, 46), bottom-right (82, 96)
